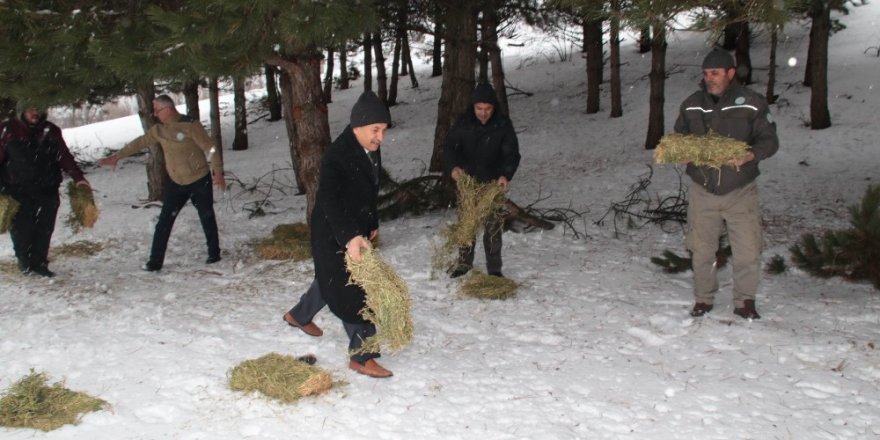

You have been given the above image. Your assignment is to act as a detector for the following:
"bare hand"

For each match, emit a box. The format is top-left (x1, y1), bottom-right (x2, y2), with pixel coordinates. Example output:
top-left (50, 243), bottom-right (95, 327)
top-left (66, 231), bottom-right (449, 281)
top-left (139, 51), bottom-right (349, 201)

top-left (369, 229), bottom-right (379, 246)
top-left (497, 176), bottom-right (509, 191)
top-left (213, 172), bottom-right (226, 191)
top-left (729, 151), bottom-right (755, 168)
top-left (97, 155), bottom-right (119, 170)
top-left (451, 167), bottom-right (463, 181)
top-left (346, 235), bottom-right (371, 263)
top-left (75, 180), bottom-right (91, 189)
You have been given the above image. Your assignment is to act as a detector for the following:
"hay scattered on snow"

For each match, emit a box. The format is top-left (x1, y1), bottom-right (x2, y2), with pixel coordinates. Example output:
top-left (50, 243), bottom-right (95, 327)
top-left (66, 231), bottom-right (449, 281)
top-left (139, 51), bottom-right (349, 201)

top-left (460, 270), bottom-right (519, 300)
top-left (228, 353), bottom-right (335, 403)
top-left (65, 182), bottom-right (99, 233)
top-left (654, 132), bottom-right (750, 169)
top-left (345, 244), bottom-right (414, 354)
top-left (0, 194), bottom-right (20, 234)
top-left (255, 223), bottom-right (311, 261)
top-left (0, 371), bottom-right (107, 432)
top-left (52, 240), bottom-right (105, 258)
top-left (433, 174), bottom-right (506, 271)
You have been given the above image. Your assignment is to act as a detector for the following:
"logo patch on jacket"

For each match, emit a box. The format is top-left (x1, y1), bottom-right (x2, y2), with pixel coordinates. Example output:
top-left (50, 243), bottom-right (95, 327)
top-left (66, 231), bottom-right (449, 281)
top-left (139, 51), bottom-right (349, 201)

top-left (735, 96), bottom-right (746, 105)
top-left (176, 132), bottom-right (185, 141)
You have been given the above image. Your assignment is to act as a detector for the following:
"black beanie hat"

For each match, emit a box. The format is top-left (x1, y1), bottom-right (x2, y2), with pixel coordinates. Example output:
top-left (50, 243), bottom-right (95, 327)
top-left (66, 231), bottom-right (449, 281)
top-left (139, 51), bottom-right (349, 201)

top-left (470, 82), bottom-right (499, 106)
top-left (350, 91), bottom-right (391, 128)
top-left (702, 49), bottom-right (735, 70)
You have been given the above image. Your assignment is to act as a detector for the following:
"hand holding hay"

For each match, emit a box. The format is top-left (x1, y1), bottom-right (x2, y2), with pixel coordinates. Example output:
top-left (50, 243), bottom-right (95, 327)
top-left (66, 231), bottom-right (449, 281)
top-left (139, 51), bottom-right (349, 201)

top-left (66, 182), bottom-right (99, 233)
top-left (0, 194), bottom-right (20, 234)
top-left (433, 173), bottom-right (507, 271)
top-left (655, 132), bottom-right (750, 170)
top-left (345, 242), bottom-right (414, 355)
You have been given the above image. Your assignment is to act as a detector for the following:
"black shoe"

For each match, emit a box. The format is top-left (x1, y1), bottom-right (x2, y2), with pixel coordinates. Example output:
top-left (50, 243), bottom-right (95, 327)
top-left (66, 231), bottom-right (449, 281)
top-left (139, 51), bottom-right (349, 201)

top-left (488, 271), bottom-right (504, 278)
top-left (448, 266), bottom-right (471, 278)
top-left (690, 302), bottom-right (713, 317)
top-left (206, 255), bottom-right (221, 264)
top-left (30, 266), bottom-right (56, 278)
top-left (733, 300), bottom-right (761, 320)
top-left (142, 261), bottom-right (162, 272)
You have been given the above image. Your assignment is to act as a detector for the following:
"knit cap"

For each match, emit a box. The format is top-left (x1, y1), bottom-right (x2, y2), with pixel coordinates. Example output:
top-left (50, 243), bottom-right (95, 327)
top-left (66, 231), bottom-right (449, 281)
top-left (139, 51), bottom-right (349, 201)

top-left (350, 91), bottom-right (391, 128)
top-left (701, 49), bottom-right (735, 70)
top-left (470, 83), bottom-right (499, 106)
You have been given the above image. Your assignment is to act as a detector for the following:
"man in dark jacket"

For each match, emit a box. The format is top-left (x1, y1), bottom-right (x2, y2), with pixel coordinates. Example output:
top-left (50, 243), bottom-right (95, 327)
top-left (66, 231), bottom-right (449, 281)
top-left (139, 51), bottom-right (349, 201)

top-left (0, 106), bottom-right (90, 277)
top-left (283, 91), bottom-right (393, 378)
top-left (674, 49), bottom-right (779, 320)
top-left (445, 83), bottom-right (521, 278)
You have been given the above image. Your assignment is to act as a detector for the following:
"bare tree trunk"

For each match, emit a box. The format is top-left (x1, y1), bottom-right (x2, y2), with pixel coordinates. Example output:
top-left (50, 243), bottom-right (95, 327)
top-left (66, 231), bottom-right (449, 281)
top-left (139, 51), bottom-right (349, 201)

top-left (363, 33), bottom-right (373, 92)
top-left (804, 16), bottom-right (816, 87)
top-left (278, 70), bottom-right (305, 195)
top-left (430, 1), bottom-right (477, 173)
top-left (809, 1), bottom-right (831, 129)
top-left (645, 25), bottom-right (666, 150)
top-left (403, 32), bottom-right (419, 88)
top-left (339, 47), bottom-right (350, 90)
top-left (135, 83), bottom-right (168, 201)
top-left (483, 4), bottom-right (509, 116)
top-left (478, 17), bottom-right (489, 84)
top-left (373, 32), bottom-right (389, 103)
top-left (183, 79), bottom-right (200, 120)
top-left (273, 55), bottom-right (331, 220)
top-left (766, 26), bottom-right (778, 104)
top-left (609, 0), bottom-right (622, 118)
top-left (389, 35), bottom-right (402, 106)
top-left (232, 76), bottom-right (248, 151)
top-left (208, 77), bottom-right (223, 161)
top-left (323, 47), bottom-right (335, 103)
top-left (638, 27), bottom-right (651, 54)
top-left (0, 97), bottom-right (15, 121)
top-left (585, 18), bottom-right (603, 114)
top-left (734, 22), bottom-right (753, 85)
top-left (265, 65), bottom-right (283, 121)
top-left (432, 6), bottom-right (444, 77)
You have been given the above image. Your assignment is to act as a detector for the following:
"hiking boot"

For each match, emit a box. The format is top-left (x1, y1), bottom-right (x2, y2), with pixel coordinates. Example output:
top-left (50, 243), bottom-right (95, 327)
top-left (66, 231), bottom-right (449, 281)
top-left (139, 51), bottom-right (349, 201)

top-left (690, 302), bottom-right (713, 317)
top-left (349, 359), bottom-right (393, 378)
top-left (488, 271), bottom-right (504, 278)
top-left (29, 265), bottom-right (55, 278)
top-left (142, 261), bottom-right (162, 272)
top-left (283, 312), bottom-right (323, 337)
top-left (448, 265), bottom-right (471, 278)
top-left (734, 300), bottom-right (761, 320)
top-left (206, 255), bottom-right (221, 264)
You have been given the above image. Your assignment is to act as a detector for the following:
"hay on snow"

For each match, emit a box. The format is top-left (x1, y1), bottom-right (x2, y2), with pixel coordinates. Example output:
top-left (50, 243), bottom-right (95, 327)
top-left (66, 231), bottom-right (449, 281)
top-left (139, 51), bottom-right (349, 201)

top-left (460, 270), bottom-right (519, 300)
top-left (0, 371), bottom-right (107, 432)
top-left (255, 223), bottom-right (311, 261)
top-left (345, 243), bottom-right (414, 355)
top-left (228, 353), bottom-right (335, 403)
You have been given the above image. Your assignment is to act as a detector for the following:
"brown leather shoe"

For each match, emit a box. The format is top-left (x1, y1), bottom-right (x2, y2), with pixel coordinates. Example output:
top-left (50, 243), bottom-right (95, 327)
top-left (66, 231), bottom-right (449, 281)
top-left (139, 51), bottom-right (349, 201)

top-left (283, 312), bottom-right (323, 337)
top-left (733, 300), bottom-right (761, 320)
top-left (690, 302), bottom-right (714, 317)
top-left (349, 359), bottom-right (393, 378)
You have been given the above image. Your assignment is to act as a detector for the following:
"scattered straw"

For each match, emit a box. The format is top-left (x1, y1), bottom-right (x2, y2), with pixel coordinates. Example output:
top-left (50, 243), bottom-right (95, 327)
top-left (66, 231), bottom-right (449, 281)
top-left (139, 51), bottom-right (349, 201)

top-left (228, 353), bottom-right (335, 403)
top-left (0, 371), bottom-right (107, 432)
top-left (460, 271), bottom-right (519, 300)
top-left (654, 132), bottom-right (750, 170)
top-left (345, 244), bottom-right (414, 355)
top-left (65, 182), bottom-right (99, 233)
top-left (51, 240), bottom-right (105, 258)
top-left (0, 194), bottom-right (20, 234)
top-left (0, 260), bottom-right (19, 275)
top-left (433, 174), bottom-right (506, 271)
top-left (255, 223), bottom-right (311, 261)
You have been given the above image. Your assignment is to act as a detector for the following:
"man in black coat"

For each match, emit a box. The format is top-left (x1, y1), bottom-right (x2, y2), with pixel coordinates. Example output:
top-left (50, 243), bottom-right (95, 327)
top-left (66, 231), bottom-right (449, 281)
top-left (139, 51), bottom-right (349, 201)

top-left (0, 105), bottom-right (90, 277)
top-left (445, 83), bottom-right (521, 278)
top-left (283, 91), bottom-right (393, 378)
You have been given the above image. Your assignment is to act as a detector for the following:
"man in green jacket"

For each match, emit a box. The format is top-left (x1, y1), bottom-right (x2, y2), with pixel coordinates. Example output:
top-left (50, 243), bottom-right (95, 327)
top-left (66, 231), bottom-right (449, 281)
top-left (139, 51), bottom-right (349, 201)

top-left (98, 95), bottom-right (225, 271)
top-left (674, 49), bottom-right (779, 320)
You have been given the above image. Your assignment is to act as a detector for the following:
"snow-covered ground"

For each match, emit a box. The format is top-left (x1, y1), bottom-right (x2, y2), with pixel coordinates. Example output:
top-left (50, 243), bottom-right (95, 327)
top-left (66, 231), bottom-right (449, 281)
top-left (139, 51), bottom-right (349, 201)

top-left (2, 5), bottom-right (880, 439)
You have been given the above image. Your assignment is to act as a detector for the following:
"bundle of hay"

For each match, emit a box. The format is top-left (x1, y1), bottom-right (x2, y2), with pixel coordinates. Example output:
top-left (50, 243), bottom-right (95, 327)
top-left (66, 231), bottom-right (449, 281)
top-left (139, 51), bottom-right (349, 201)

top-left (255, 223), bottom-right (311, 261)
top-left (65, 182), bottom-right (99, 232)
top-left (0, 194), bottom-right (20, 234)
top-left (228, 353), bottom-right (335, 403)
top-left (460, 271), bottom-right (519, 300)
top-left (0, 371), bottom-right (107, 432)
top-left (654, 132), bottom-right (750, 169)
top-left (345, 244), bottom-right (414, 354)
top-left (433, 173), bottom-right (507, 271)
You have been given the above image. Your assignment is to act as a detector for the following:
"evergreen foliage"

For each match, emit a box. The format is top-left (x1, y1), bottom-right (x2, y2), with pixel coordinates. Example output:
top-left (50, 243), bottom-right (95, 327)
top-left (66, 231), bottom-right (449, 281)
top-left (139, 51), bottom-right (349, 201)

top-left (765, 254), bottom-right (787, 275)
top-left (790, 185), bottom-right (880, 289)
top-left (651, 234), bottom-right (732, 274)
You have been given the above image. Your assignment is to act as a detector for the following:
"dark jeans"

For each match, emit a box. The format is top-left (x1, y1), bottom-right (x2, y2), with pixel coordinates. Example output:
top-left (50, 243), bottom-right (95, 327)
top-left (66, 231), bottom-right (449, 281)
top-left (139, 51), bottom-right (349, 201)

top-left (8, 188), bottom-right (59, 270)
top-left (288, 279), bottom-right (379, 364)
top-left (148, 174), bottom-right (220, 268)
top-left (458, 216), bottom-right (503, 274)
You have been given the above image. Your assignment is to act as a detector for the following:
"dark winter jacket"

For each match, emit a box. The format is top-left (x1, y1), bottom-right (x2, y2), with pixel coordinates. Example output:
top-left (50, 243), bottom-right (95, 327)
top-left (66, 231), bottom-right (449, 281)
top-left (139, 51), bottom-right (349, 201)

top-left (0, 116), bottom-right (86, 193)
top-left (311, 126), bottom-right (380, 324)
top-left (674, 81), bottom-right (779, 195)
top-left (444, 104), bottom-right (521, 183)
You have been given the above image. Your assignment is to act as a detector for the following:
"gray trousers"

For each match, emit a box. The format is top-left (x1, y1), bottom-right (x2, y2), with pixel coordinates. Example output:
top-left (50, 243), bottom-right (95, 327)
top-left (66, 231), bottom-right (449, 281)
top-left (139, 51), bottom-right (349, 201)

top-left (288, 279), bottom-right (379, 364)
top-left (686, 181), bottom-right (763, 308)
top-left (458, 216), bottom-right (503, 274)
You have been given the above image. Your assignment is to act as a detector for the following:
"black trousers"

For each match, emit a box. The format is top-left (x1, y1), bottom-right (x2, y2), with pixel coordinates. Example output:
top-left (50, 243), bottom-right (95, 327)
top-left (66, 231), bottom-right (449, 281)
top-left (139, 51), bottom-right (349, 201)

top-left (458, 216), bottom-right (503, 274)
top-left (8, 188), bottom-right (59, 270)
top-left (148, 174), bottom-right (220, 268)
top-left (288, 279), bottom-right (379, 364)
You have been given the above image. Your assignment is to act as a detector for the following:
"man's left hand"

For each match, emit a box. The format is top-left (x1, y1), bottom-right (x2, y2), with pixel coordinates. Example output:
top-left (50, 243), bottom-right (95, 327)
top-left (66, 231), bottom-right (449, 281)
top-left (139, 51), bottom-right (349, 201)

top-left (729, 151), bottom-right (755, 168)
top-left (497, 176), bottom-right (509, 191)
top-left (213, 172), bottom-right (226, 191)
